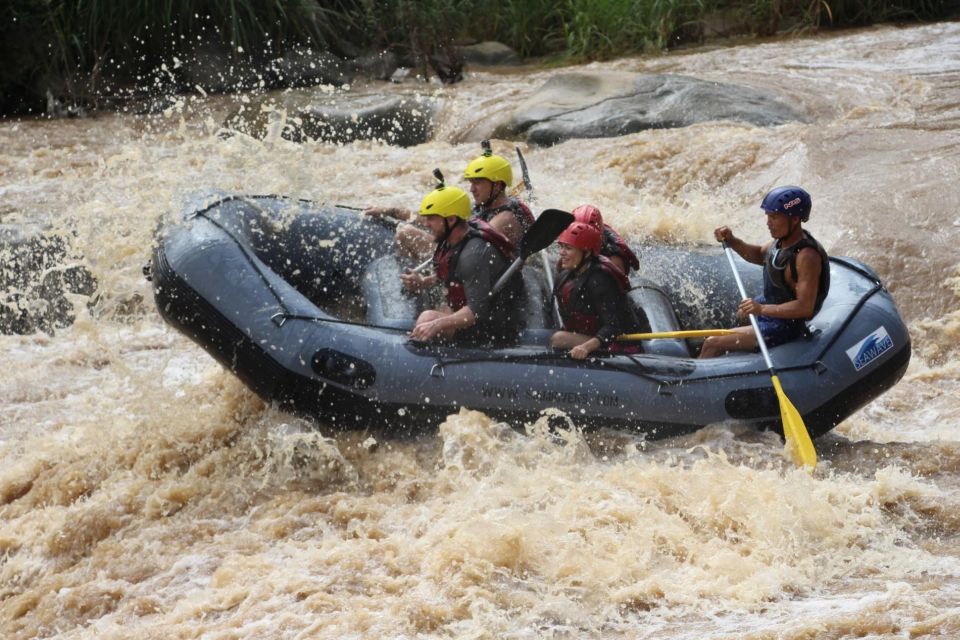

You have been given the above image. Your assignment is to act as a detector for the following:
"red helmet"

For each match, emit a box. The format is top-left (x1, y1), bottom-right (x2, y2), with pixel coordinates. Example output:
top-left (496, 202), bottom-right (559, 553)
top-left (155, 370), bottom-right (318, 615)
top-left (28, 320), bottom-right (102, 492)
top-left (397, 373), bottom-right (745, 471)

top-left (571, 204), bottom-right (603, 231)
top-left (557, 221), bottom-right (601, 255)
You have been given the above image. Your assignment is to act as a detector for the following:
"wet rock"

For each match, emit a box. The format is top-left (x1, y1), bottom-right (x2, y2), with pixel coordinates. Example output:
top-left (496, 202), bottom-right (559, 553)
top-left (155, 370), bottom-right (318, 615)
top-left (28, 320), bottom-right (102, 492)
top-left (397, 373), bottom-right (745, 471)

top-left (225, 91), bottom-right (436, 147)
top-left (462, 41), bottom-right (522, 66)
top-left (499, 72), bottom-right (809, 146)
top-left (0, 225), bottom-right (97, 335)
top-left (351, 51), bottom-right (401, 82)
top-left (428, 49), bottom-right (465, 84)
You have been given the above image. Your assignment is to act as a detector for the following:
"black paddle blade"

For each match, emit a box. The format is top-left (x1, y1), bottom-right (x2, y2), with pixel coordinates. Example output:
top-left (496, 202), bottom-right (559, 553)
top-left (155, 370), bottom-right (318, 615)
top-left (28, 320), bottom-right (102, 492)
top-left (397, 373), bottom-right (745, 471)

top-left (521, 209), bottom-right (574, 259)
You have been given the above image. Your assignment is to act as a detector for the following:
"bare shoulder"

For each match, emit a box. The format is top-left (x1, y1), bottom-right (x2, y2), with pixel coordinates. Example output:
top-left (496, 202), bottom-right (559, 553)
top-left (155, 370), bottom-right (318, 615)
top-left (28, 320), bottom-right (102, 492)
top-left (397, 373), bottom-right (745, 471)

top-left (795, 246), bottom-right (823, 273)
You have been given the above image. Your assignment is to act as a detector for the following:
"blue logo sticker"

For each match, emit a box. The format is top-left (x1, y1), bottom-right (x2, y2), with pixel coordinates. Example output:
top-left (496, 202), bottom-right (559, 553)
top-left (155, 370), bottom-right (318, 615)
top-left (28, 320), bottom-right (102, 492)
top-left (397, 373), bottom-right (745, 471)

top-left (846, 326), bottom-right (894, 371)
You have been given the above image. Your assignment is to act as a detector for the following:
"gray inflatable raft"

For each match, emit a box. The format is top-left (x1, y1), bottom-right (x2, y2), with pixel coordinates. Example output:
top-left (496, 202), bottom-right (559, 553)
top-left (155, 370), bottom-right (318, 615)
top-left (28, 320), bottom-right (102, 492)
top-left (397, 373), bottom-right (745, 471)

top-left (149, 194), bottom-right (910, 440)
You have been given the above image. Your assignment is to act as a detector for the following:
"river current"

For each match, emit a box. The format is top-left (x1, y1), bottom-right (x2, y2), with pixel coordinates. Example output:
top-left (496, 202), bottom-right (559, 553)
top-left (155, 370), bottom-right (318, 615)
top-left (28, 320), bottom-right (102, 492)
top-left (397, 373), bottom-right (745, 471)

top-left (2, 21), bottom-right (959, 639)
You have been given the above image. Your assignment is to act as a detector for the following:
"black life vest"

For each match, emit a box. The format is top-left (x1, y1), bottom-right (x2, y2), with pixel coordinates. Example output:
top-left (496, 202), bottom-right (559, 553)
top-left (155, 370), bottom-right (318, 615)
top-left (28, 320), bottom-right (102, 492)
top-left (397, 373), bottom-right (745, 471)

top-left (554, 256), bottom-right (631, 335)
top-left (433, 219), bottom-right (517, 311)
top-left (762, 230), bottom-right (830, 317)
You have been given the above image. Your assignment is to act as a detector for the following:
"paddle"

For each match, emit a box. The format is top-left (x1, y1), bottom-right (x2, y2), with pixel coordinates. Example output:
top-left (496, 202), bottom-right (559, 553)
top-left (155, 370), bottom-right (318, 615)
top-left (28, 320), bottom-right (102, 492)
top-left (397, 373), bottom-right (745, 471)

top-left (618, 329), bottom-right (735, 340)
top-left (491, 208), bottom-right (574, 294)
top-left (723, 241), bottom-right (817, 469)
top-left (516, 147), bottom-right (564, 326)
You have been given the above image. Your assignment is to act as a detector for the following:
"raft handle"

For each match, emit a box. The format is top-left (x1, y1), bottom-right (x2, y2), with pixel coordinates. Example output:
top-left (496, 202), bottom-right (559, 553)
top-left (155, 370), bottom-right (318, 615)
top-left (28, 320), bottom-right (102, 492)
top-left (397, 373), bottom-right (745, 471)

top-left (430, 364), bottom-right (445, 378)
top-left (271, 313), bottom-right (288, 327)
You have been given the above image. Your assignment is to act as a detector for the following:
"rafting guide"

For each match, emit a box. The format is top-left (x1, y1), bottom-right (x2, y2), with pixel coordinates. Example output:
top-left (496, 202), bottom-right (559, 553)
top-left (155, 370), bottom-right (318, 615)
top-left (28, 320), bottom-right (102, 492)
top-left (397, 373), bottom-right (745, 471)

top-left (700, 185), bottom-right (830, 359)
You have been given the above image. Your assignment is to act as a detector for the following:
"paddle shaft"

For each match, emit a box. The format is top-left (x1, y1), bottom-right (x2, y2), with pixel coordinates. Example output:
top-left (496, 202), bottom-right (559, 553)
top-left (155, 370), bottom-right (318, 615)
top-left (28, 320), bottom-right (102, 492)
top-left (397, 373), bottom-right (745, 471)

top-left (517, 147), bottom-right (563, 326)
top-left (722, 244), bottom-right (776, 372)
top-left (618, 329), bottom-right (735, 340)
top-left (723, 241), bottom-right (817, 468)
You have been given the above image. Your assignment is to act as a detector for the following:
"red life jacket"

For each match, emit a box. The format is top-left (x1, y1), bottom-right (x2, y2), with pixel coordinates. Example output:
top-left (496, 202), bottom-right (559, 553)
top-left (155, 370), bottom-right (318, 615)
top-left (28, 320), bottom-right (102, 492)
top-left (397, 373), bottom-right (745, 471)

top-left (432, 219), bottom-right (517, 311)
top-left (555, 256), bottom-right (630, 334)
top-left (602, 225), bottom-right (640, 273)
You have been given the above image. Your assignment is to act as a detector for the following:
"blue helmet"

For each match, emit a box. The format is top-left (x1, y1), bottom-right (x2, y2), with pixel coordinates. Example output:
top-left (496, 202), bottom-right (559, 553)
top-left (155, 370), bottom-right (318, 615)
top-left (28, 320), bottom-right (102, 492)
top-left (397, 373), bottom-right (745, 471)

top-left (760, 186), bottom-right (811, 222)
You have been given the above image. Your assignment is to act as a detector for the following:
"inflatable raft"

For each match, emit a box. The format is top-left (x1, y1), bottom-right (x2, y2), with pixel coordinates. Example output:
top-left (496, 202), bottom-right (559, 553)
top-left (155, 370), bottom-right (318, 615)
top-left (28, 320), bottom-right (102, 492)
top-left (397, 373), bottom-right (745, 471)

top-left (149, 194), bottom-right (911, 440)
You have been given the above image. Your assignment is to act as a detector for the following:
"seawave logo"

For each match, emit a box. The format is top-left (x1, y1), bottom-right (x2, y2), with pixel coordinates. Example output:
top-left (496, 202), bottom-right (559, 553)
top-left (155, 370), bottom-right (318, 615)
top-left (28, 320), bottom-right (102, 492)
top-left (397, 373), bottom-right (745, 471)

top-left (846, 326), bottom-right (894, 371)
top-left (784, 197), bottom-right (802, 210)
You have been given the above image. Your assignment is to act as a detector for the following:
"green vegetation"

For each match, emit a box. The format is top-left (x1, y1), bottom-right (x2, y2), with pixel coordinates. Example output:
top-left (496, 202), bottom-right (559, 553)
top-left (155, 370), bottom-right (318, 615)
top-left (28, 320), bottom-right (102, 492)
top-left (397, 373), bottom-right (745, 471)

top-left (2, 0), bottom-right (955, 116)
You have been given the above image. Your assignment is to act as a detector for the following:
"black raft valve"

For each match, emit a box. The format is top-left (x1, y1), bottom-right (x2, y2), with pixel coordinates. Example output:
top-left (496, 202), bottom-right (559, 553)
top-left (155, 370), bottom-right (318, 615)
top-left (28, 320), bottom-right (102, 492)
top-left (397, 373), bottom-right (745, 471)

top-left (311, 349), bottom-right (376, 390)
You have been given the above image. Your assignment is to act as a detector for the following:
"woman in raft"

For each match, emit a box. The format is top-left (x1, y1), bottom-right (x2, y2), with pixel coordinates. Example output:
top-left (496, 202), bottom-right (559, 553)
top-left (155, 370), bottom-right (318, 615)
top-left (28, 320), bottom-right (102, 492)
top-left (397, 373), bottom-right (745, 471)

top-left (549, 221), bottom-right (642, 359)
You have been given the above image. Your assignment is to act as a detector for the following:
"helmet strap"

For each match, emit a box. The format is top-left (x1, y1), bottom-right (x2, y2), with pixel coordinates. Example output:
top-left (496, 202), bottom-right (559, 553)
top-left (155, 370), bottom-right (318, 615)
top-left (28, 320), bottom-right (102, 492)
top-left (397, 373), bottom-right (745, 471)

top-left (573, 251), bottom-right (592, 272)
top-left (440, 216), bottom-right (464, 246)
top-left (482, 182), bottom-right (504, 209)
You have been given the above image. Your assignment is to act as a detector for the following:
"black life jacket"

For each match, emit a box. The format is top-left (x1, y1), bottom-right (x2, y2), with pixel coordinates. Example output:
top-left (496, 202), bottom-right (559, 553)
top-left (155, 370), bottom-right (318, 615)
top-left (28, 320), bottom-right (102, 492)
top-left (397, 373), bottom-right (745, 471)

top-left (602, 225), bottom-right (640, 273)
top-left (554, 256), bottom-right (630, 335)
top-left (762, 230), bottom-right (830, 317)
top-left (433, 219), bottom-right (517, 311)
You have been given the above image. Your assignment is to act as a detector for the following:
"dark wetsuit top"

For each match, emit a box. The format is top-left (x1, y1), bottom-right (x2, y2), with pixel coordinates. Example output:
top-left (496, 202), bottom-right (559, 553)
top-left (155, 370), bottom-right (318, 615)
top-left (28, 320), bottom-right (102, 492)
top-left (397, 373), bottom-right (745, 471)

top-left (434, 222), bottom-right (527, 345)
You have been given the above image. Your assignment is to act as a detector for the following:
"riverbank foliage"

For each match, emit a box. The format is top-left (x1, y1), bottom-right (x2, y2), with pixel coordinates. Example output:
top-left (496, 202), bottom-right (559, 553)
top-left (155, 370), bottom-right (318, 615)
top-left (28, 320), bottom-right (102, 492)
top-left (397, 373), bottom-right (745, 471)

top-left (2, 0), bottom-right (955, 116)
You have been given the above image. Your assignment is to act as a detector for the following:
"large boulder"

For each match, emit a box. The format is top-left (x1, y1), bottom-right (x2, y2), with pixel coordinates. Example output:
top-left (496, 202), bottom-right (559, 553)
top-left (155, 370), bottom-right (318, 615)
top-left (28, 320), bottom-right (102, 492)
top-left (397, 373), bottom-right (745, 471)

top-left (462, 41), bottom-right (522, 67)
top-left (225, 91), bottom-right (437, 147)
top-left (0, 225), bottom-right (96, 335)
top-left (498, 72), bottom-right (808, 146)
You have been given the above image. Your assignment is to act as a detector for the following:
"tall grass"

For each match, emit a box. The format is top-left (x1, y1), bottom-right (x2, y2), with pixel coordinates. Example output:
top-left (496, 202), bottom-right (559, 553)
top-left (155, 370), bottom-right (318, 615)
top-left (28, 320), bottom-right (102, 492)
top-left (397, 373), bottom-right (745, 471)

top-left (2, 0), bottom-right (955, 115)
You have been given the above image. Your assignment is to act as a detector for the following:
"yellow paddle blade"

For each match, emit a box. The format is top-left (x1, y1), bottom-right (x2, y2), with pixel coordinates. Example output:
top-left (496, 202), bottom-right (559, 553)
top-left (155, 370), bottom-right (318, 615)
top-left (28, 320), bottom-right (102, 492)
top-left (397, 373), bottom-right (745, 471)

top-left (618, 329), bottom-right (735, 341)
top-left (771, 375), bottom-right (817, 470)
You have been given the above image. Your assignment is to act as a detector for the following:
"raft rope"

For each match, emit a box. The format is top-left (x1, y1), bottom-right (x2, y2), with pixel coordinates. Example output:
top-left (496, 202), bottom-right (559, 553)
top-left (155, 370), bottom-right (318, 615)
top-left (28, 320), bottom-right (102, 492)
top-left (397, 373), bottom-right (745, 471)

top-left (192, 195), bottom-right (406, 330)
top-left (192, 197), bottom-right (299, 320)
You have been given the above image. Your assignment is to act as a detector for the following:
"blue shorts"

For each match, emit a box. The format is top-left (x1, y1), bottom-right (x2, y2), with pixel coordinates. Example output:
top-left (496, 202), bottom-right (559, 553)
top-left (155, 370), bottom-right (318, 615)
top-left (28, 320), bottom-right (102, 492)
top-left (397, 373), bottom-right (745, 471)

top-left (754, 296), bottom-right (808, 347)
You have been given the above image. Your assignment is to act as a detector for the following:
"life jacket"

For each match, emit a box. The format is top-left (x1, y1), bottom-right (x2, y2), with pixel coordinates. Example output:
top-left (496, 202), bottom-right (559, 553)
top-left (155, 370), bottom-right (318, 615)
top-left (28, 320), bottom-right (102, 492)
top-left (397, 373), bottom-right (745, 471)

top-left (602, 225), bottom-right (640, 273)
top-left (554, 256), bottom-right (631, 335)
top-left (433, 219), bottom-right (517, 311)
top-left (473, 197), bottom-right (535, 235)
top-left (762, 229), bottom-right (831, 317)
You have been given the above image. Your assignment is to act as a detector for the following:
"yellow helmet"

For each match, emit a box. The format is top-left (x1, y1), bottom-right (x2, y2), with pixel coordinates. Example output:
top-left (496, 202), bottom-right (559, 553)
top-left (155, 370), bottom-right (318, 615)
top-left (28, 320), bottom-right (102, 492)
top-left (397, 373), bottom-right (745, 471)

top-left (419, 185), bottom-right (471, 220)
top-left (463, 140), bottom-right (513, 187)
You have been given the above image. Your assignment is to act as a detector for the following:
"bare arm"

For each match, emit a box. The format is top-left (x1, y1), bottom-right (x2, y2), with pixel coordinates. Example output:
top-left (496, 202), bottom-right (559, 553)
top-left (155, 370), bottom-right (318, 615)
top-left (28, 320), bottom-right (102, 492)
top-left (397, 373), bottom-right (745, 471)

top-left (408, 306), bottom-right (476, 342)
top-left (400, 270), bottom-right (437, 292)
top-left (714, 226), bottom-right (766, 265)
top-left (363, 206), bottom-right (412, 221)
top-left (489, 210), bottom-right (523, 246)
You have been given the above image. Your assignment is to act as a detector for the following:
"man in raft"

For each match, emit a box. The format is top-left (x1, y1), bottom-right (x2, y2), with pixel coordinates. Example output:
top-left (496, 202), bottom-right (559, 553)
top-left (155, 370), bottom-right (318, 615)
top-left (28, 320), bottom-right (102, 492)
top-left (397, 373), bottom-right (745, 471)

top-left (402, 175), bottom-right (527, 345)
top-left (364, 141), bottom-right (534, 260)
top-left (549, 221), bottom-right (642, 360)
top-left (700, 185), bottom-right (830, 358)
